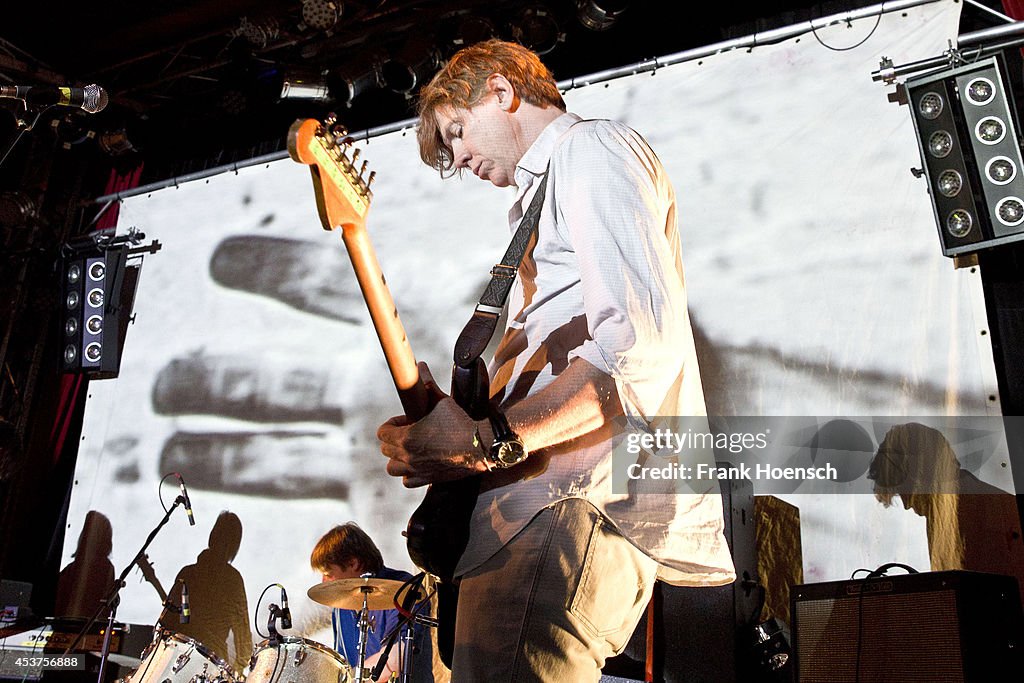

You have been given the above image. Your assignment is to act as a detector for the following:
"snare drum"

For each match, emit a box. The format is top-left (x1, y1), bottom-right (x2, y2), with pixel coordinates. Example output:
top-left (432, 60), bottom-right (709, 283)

top-left (125, 630), bottom-right (237, 683)
top-left (246, 637), bottom-right (352, 683)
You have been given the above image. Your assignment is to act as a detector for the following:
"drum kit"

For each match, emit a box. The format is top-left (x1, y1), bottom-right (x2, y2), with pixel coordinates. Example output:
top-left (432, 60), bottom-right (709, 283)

top-left (120, 576), bottom-right (426, 683)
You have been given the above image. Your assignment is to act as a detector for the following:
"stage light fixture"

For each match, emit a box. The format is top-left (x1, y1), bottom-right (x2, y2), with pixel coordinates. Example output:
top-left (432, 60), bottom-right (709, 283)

top-left (450, 14), bottom-right (497, 47)
top-left (60, 246), bottom-right (132, 379)
top-left (576, 0), bottom-right (628, 31)
top-left (99, 129), bottom-right (136, 156)
top-left (328, 59), bottom-right (382, 106)
top-left (904, 53), bottom-right (1024, 257)
top-left (381, 40), bottom-right (441, 95)
top-left (510, 6), bottom-right (563, 56)
top-left (280, 74), bottom-right (331, 102)
top-left (236, 17), bottom-right (279, 48)
top-left (302, 0), bottom-right (342, 31)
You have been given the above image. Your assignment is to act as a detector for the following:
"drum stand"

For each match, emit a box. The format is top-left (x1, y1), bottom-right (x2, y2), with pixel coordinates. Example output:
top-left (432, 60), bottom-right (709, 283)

top-left (353, 582), bottom-right (373, 683)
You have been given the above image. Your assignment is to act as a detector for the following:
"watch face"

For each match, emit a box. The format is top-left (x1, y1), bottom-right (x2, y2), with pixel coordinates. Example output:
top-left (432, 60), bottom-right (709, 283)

top-left (494, 440), bottom-right (527, 467)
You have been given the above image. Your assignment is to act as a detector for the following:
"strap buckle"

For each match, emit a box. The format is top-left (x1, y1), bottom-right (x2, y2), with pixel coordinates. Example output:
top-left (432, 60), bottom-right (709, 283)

top-left (489, 263), bottom-right (517, 279)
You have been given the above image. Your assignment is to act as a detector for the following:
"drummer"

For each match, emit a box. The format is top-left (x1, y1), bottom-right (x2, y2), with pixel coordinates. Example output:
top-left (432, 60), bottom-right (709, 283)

top-left (310, 523), bottom-right (429, 682)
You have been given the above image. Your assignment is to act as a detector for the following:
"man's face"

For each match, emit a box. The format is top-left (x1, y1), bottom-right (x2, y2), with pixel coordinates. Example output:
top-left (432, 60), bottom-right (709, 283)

top-left (319, 558), bottom-right (362, 583)
top-left (435, 93), bottom-right (520, 188)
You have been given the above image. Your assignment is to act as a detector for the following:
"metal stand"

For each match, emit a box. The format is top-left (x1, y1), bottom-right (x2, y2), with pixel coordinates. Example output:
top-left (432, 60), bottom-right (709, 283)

top-left (398, 622), bottom-right (414, 683)
top-left (0, 107), bottom-right (47, 169)
top-left (354, 580), bottom-right (373, 683)
top-left (62, 495), bottom-right (188, 683)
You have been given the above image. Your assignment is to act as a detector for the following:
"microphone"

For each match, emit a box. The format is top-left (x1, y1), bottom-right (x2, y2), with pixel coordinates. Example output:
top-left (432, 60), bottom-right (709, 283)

top-left (181, 582), bottom-right (191, 624)
top-left (176, 473), bottom-right (195, 526)
top-left (280, 585), bottom-right (292, 629)
top-left (0, 84), bottom-right (109, 113)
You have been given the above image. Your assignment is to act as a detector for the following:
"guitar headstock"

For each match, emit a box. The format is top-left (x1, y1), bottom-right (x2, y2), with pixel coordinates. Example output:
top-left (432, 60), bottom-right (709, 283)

top-left (136, 552), bottom-right (164, 596)
top-left (287, 114), bottom-right (376, 233)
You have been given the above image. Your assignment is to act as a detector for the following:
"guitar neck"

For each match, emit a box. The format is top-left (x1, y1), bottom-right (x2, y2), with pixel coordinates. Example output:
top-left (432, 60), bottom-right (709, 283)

top-left (341, 227), bottom-right (431, 420)
top-left (287, 116), bottom-right (431, 420)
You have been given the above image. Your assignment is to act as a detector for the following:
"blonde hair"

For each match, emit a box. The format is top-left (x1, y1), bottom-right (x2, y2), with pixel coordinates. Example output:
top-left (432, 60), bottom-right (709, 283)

top-left (416, 39), bottom-right (566, 173)
top-left (870, 423), bottom-right (965, 570)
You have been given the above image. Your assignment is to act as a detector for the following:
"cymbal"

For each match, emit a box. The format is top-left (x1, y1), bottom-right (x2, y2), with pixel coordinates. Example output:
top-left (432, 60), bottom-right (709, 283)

top-left (307, 577), bottom-right (409, 611)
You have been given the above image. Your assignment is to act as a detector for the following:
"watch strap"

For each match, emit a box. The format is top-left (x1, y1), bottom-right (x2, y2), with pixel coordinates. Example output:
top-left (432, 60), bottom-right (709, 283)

top-left (487, 408), bottom-right (516, 444)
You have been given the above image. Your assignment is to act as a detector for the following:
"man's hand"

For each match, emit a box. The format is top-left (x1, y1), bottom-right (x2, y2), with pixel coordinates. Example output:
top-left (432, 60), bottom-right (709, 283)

top-left (377, 364), bottom-right (490, 487)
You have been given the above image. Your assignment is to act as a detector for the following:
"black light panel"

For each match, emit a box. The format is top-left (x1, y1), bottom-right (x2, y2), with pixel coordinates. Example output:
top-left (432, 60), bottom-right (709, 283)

top-left (905, 55), bottom-right (1024, 257)
top-left (59, 246), bottom-right (130, 378)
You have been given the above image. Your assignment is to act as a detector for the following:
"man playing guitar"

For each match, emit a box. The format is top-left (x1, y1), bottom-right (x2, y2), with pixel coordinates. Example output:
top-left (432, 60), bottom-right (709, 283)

top-left (376, 39), bottom-right (736, 681)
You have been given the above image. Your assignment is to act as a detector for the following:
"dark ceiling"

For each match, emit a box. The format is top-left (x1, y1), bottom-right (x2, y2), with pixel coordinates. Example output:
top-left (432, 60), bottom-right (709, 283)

top-left (0, 0), bottom-right (1007, 181)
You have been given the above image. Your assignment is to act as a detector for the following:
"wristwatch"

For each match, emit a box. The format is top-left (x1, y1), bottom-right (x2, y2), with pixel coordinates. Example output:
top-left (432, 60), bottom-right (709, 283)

top-left (476, 410), bottom-right (528, 469)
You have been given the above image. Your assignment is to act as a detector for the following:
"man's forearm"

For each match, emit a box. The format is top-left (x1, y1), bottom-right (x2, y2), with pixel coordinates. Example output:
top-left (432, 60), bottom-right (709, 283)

top-left (491, 358), bottom-right (623, 454)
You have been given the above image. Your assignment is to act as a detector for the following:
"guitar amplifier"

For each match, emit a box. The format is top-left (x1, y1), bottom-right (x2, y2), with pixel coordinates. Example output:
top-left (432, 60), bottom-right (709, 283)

top-left (791, 570), bottom-right (1024, 682)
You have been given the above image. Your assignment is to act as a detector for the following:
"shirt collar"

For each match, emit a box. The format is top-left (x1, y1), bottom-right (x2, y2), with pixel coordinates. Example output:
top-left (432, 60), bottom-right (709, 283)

top-left (513, 111), bottom-right (582, 190)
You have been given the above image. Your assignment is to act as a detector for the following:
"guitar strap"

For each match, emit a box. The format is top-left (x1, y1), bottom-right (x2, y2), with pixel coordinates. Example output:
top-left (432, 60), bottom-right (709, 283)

top-left (453, 169), bottom-right (549, 372)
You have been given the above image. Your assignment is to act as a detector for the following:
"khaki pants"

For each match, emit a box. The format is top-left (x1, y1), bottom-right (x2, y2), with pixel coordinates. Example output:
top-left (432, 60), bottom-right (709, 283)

top-left (451, 498), bottom-right (658, 682)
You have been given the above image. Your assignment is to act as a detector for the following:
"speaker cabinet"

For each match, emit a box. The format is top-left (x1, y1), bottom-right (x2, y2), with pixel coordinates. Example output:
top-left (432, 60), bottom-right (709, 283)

top-left (791, 570), bottom-right (1023, 682)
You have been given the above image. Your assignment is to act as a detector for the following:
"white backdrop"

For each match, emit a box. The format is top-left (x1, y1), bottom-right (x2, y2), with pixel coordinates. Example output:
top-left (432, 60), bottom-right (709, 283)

top-left (63, 0), bottom-right (1005, 658)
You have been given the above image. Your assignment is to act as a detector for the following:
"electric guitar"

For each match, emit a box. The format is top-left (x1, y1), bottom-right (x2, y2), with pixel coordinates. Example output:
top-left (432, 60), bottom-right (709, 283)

top-left (136, 552), bottom-right (168, 603)
top-left (287, 116), bottom-right (484, 665)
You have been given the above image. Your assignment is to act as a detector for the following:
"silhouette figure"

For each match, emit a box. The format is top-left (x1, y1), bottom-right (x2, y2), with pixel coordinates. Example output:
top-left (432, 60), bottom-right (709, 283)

top-left (55, 510), bottom-right (116, 618)
top-left (163, 511), bottom-right (252, 674)
top-left (869, 422), bottom-right (1024, 605)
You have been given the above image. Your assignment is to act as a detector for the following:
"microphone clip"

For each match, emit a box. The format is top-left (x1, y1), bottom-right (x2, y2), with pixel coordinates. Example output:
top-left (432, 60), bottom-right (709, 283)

top-left (267, 604), bottom-right (283, 645)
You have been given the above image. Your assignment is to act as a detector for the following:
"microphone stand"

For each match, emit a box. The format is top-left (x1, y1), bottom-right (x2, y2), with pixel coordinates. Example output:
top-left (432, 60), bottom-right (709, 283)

top-left (399, 623), bottom-right (414, 683)
top-left (0, 107), bottom-right (47, 169)
top-left (62, 495), bottom-right (187, 683)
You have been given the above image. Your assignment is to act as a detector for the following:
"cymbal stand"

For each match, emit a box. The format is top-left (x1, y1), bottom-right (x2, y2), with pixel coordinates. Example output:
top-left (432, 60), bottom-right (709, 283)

top-left (354, 582), bottom-right (373, 683)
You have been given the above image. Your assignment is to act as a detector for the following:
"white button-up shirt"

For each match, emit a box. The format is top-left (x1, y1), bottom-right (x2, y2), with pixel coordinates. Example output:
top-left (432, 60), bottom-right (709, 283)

top-left (455, 112), bottom-right (735, 587)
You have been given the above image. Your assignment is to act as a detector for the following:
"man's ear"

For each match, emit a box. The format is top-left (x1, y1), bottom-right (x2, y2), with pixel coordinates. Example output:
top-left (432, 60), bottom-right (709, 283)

top-left (487, 73), bottom-right (519, 112)
top-left (345, 557), bottom-right (363, 574)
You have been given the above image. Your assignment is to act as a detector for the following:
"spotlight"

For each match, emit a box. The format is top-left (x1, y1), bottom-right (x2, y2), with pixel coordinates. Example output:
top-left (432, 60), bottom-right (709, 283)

top-left (450, 14), bottom-right (497, 48)
top-left (302, 0), bottom-right (342, 31)
top-left (510, 6), bottom-right (563, 56)
top-left (576, 0), bottom-right (629, 31)
top-left (0, 191), bottom-right (38, 228)
top-left (236, 17), bottom-right (279, 48)
top-left (381, 40), bottom-right (441, 95)
top-left (280, 75), bottom-right (331, 102)
top-left (328, 58), bottom-right (382, 106)
top-left (99, 129), bottom-right (136, 156)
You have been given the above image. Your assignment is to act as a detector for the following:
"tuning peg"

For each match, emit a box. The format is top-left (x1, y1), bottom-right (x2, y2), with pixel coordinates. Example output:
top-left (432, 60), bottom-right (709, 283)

top-left (351, 148), bottom-right (361, 165)
top-left (325, 112), bottom-right (338, 126)
top-left (330, 123), bottom-right (348, 139)
top-left (367, 171), bottom-right (377, 189)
